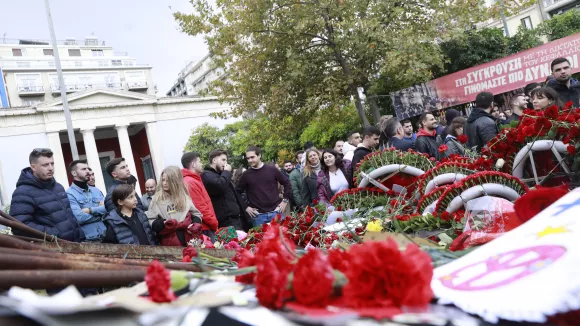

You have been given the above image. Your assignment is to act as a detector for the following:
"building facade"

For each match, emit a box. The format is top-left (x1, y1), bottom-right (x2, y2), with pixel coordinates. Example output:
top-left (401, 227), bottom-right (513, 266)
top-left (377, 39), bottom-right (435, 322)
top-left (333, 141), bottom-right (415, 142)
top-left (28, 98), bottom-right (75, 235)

top-left (479, 4), bottom-right (545, 37)
top-left (543, 0), bottom-right (580, 17)
top-left (0, 37), bottom-right (154, 108)
top-left (0, 88), bottom-right (234, 207)
top-left (166, 53), bottom-right (224, 97)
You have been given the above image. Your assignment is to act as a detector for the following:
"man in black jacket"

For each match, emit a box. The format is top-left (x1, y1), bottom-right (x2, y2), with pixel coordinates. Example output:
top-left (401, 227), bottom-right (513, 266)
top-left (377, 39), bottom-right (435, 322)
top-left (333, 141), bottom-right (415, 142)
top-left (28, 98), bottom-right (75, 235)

top-left (465, 92), bottom-right (498, 152)
top-left (548, 57), bottom-right (580, 108)
top-left (104, 158), bottom-right (145, 213)
top-left (10, 148), bottom-right (85, 242)
top-left (350, 126), bottom-right (380, 187)
top-left (202, 150), bottom-right (250, 230)
top-left (415, 112), bottom-right (441, 160)
top-left (381, 117), bottom-right (414, 152)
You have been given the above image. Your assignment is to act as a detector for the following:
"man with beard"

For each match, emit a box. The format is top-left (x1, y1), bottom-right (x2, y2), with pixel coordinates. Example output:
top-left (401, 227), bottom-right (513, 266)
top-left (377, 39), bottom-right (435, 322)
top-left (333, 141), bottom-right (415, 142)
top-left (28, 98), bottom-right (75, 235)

top-left (504, 93), bottom-right (527, 125)
top-left (548, 57), bottom-right (580, 108)
top-left (67, 160), bottom-right (107, 242)
top-left (465, 92), bottom-right (498, 152)
top-left (202, 150), bottom-right (250, 230)
top-left (104, 158), bottom-right (145, 212)
top-left (415, 112), bottom-right (441, 160)
top-left (334, 140), bottom-right (344, 154)
top-left (140, 179), bottom-right (157, 211)
top-left (236, 146), bottom-right (292, 226)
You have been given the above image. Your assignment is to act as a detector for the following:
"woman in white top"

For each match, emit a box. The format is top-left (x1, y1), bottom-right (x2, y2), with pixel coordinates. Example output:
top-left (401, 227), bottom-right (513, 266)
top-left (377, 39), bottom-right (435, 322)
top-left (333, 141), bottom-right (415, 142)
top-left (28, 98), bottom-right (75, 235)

top-left (317, 149), bottom-right (352, 204)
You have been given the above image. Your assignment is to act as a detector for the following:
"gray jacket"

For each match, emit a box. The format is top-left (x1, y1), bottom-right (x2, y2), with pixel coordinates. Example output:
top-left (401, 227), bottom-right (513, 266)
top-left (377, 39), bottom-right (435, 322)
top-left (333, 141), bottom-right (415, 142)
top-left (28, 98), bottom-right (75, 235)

top-left (444, 136), bottom-right (465, 157)
top-left (465, 108), bottom-right (498, 152)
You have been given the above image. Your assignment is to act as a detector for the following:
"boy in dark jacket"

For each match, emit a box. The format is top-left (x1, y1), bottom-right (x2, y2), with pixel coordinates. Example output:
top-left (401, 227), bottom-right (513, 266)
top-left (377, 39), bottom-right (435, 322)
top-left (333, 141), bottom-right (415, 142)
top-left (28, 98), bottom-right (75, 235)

top-left (350, 126), bottom-right (380, 188)
top-left (10, 148), bottom-right (85, 242)
top-left (465, 92), bottom-right (498, 152)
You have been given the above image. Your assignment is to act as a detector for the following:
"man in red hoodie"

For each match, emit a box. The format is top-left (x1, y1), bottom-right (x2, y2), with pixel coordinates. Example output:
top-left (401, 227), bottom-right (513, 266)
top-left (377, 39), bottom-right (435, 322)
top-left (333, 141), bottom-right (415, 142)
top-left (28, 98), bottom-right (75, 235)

top-left (181, 152), bottom-right (219, 241)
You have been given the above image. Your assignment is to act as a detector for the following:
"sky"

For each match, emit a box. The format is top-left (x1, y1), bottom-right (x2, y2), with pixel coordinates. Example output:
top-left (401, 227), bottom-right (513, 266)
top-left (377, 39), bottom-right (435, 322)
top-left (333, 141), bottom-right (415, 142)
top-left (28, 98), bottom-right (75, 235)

top-left (0, 0), bottom-right (208, 95)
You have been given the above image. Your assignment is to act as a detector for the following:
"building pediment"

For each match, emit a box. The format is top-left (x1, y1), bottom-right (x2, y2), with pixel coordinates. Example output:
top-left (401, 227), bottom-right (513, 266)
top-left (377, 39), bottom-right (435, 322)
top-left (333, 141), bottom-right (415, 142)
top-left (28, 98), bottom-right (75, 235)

top-left (36, 88), bottom-right (155, 111)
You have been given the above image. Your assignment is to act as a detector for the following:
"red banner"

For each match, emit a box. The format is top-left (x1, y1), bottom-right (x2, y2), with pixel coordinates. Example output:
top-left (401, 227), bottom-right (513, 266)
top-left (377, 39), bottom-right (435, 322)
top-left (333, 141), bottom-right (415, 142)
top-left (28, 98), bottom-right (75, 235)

top-left (391, 32), bottom-right (580, 120)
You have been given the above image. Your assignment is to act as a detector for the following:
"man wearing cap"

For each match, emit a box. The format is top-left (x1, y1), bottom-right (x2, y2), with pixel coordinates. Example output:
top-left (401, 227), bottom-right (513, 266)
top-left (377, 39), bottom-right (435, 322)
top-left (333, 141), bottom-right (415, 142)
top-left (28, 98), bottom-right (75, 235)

top-left (465, 92), bottom-right (499, 152)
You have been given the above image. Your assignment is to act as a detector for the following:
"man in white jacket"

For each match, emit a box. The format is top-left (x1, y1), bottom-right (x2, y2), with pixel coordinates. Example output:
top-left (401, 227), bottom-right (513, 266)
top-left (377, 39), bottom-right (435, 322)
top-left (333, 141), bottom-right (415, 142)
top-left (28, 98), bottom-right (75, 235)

top-left (342, 130), bottom-right (362, 161)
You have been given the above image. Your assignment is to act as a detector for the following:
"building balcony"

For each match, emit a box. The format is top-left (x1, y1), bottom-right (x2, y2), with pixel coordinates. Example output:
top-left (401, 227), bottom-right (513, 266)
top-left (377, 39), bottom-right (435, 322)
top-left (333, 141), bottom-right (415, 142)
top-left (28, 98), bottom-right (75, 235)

top-left (0, 60), bottom-right (149, 70)
top-left (17, 85), bottom-right (45, 96)
top-left (50, 82), bottom-right (123, 93)
top-left (127, 81), bottom-right (148, 90)
top-left (543, 0), bottom-right (577, 11)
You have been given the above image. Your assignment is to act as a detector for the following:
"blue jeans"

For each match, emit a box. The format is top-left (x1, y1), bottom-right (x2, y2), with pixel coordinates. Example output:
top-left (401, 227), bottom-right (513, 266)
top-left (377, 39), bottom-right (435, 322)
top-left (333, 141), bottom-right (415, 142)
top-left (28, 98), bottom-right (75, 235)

top-left (252, 211), bottom-right (284, 227)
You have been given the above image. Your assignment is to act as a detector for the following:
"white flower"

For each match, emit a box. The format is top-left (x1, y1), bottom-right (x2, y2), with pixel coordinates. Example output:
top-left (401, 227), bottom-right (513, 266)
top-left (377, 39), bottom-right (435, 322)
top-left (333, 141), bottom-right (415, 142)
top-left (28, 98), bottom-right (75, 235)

top-left (495, 158), bottom-right (505, 169)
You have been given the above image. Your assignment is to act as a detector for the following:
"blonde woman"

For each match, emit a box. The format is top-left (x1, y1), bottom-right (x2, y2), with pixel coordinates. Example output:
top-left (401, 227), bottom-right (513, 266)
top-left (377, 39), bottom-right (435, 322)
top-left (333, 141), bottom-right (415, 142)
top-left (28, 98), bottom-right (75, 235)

top-left (300, 148), bottom-right (322, 206)
top-left (146, 166), bottom-right (203, 247)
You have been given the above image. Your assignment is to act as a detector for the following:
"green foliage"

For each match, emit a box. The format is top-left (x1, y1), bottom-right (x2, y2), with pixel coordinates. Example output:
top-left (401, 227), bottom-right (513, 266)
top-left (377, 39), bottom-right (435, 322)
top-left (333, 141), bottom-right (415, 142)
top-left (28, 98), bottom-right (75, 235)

top-left (183, 123), bottom-right (229, 164)
top-left (174, 0), bottom-right (487, 126)
top-left (538, 10), bottom-right (580, 41)
top-left (300, 104), bottom-right (361, 149)
top-left (508, 25), bottom-right (543, 54)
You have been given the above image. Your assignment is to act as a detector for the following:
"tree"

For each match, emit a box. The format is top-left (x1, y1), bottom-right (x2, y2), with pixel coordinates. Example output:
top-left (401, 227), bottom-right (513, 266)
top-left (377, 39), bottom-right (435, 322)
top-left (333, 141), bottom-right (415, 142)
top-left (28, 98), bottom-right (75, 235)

top-left (300, 103), bottom-right (361, 149)
top-left (183, 123), bottom-right (228, 164)
top-left (538, 10), bottom-right (580, 41)
top-left (174, 0), bottom-right (487, 126)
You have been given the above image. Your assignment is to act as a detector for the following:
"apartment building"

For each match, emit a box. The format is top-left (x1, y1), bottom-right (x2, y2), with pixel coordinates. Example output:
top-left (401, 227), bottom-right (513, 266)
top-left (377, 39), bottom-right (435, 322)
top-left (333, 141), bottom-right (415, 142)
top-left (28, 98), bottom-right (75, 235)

top-left (543, 0), bottom-right (580, 16)
top-left (0, 37), bottom-right (154, 107)
top-left (479, 4), bottom-right (545, 37)
top-left (166, 53), bottom-right (224, 97)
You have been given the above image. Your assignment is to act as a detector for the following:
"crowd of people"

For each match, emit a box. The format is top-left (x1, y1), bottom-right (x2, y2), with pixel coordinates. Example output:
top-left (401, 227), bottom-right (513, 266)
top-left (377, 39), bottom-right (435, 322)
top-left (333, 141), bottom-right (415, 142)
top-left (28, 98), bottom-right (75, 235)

top-left (6, 57), bottom-right (579, 247)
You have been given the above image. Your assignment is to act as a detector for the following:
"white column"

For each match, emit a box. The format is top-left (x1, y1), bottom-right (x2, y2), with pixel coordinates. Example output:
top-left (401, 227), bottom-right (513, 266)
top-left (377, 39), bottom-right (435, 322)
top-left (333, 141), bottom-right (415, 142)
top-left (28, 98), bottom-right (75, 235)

top-left (47, 131), bottom-right (69, 187)
top-left (115, 124), bottom-right (142, 195)
top-left (145, 121), bottom-right (164, 179)
top-left (81, 128), bottom-right (106, 192)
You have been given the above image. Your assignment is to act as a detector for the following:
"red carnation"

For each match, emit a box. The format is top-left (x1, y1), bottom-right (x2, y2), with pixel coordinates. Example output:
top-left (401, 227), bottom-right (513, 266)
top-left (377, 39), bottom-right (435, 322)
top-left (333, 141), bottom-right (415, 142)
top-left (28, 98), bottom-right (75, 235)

top-left (514, 185), bottom-right (569, 223)
top-left (342, 240), bottom-right (433, 309)
top-left (457, 134), bottom-right (468, 144)
top-left (328, 248), bottom-right (350, 273)
top-left (438, 145), bottom-right (449, 153)
top-left (181, 246), bottom-right (198, 262)
top-left (544, 105), bottom-right (559, 119)
top-left (522, 126), bottom-right (535, 137)
top-left (255, 252), bottom-right (292, 309)
top-left (292, 249), bottom-right (335, 307)
top-left (234, 249), bottom-right (257, 284)
top-left (567, 145), bottom-right (577, 155)
top-left (145, 260), bottom-right (177, 303)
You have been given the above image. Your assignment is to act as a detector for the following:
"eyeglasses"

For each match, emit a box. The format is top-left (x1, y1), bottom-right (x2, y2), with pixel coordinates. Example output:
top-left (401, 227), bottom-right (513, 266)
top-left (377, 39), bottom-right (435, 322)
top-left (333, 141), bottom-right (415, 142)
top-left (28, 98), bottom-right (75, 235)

top-left (32, 148), bottom-right (53, 155)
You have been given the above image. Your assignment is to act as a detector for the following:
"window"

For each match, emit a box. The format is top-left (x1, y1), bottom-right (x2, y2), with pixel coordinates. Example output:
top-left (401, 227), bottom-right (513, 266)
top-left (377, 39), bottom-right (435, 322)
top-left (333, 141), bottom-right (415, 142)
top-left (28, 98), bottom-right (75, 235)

top-left (92, 49), bottom-right (104, 57)
top-left (98, 60), bottom-right (108, 67)
top-left (16, 62), bottom-right (30, 68)
top-left (141, 156), bottom-right (155, 181)
top-left (111, 60), bottom-right (122, 66)
top-left (22, 99), bottom-right (42, 106)
top-left (12, 49), bottom-right (24, 56)
top-left (43, 49), bottom-right (53, 56)
top-left (521, 16), bottom-right (533, 30)
top-left (122, 60), bottom-right (135, 67)
top-left (68, 49), bottom-right (81, 57)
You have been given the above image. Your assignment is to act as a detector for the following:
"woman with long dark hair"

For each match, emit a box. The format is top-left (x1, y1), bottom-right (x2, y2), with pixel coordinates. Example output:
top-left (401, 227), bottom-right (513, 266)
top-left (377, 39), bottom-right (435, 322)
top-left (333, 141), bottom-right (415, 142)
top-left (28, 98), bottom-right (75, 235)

top-left (317, 149), bottom-right (351, 204)
top-left (530, 87), bottom-right (563, 110)
top-left (444, 117), bottom-right (466, 158)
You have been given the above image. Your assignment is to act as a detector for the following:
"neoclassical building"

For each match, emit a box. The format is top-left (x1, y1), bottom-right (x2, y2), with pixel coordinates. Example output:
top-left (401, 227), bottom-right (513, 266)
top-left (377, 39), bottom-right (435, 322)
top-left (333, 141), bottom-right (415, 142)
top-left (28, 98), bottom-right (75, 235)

top-left (0, 88), bottom-right (234, 207)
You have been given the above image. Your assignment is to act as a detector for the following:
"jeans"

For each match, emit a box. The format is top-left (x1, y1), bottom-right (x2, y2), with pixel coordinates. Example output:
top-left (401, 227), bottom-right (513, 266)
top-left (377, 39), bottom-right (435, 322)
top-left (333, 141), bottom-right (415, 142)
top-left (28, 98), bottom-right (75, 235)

top-left (252, 211), bottom-right (284, 227)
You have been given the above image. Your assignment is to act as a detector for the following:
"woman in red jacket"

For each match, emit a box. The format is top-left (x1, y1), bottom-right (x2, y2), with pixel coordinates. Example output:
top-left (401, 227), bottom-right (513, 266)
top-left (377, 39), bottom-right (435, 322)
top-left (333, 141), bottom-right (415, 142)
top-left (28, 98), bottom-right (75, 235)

top-left (146, 166), bottom-right (203, 246)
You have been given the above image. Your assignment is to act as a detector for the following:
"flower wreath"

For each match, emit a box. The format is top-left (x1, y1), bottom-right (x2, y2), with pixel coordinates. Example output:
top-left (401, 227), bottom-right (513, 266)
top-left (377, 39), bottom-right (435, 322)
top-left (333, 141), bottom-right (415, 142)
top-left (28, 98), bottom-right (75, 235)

top-left (433, 171), bottom-right (529, 215)
top-left (416, 186), bottom-right (448, 214)
top-left (329, 187), bottom-right (400, 211)
top-left (416, 162), bottom-right (477, 196)
top-left (353, 148), bottom-right (434, 191)
top-left (486, 104), bottom-right (580, 174)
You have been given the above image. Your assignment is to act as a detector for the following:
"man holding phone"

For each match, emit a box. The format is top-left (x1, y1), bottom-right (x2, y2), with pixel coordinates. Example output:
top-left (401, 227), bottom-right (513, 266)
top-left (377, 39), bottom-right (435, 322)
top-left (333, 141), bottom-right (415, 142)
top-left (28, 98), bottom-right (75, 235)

top-left (236, 146), bottom-right (292, 226)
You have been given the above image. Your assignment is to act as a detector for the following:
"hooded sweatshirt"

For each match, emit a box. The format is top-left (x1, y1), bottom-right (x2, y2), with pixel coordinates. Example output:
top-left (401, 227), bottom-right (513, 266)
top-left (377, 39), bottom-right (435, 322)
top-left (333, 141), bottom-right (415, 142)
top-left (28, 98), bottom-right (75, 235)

top-left (181, 168), bottom-right (219, 232)
top-left (342, 142), bottom-right (357, 161)
top-left (415, 129), bottom-right (440, 160)
top-left (10, 168), bottom-right (85, 242)
top-left (465, 108), bottom-right (498, 152)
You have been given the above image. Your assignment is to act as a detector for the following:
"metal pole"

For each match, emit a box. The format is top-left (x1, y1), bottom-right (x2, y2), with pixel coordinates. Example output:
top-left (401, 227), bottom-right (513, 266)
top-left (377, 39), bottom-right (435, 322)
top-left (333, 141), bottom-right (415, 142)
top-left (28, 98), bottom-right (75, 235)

top-left (498, 0), bottom-right (510, 38)
top-left (44, 0), bottom-right (79, 160)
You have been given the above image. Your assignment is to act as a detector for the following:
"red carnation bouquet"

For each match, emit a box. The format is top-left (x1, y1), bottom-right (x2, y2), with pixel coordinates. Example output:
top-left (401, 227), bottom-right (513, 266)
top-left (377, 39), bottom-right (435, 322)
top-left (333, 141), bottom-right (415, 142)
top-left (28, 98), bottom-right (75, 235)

top-left (234, 222), bottom-right (434, 319)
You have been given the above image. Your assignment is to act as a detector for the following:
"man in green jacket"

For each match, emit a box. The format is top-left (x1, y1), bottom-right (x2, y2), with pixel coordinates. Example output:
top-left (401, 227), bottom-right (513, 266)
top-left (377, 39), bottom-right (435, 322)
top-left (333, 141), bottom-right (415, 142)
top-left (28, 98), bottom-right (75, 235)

top-left (282, 161), bottom-right (304, 209)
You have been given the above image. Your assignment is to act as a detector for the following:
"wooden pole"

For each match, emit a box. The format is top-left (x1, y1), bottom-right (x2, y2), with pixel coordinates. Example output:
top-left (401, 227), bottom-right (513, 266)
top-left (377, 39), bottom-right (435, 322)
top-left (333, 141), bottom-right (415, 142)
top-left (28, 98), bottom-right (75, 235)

top-left (0, 270), bottom-right (145, 289)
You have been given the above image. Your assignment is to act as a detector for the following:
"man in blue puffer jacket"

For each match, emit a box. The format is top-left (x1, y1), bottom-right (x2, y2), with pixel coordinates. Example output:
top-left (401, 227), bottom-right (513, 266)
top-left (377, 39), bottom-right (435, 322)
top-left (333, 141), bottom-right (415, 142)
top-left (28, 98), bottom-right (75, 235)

top-left (9, 148), bottom-right (85, 242)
